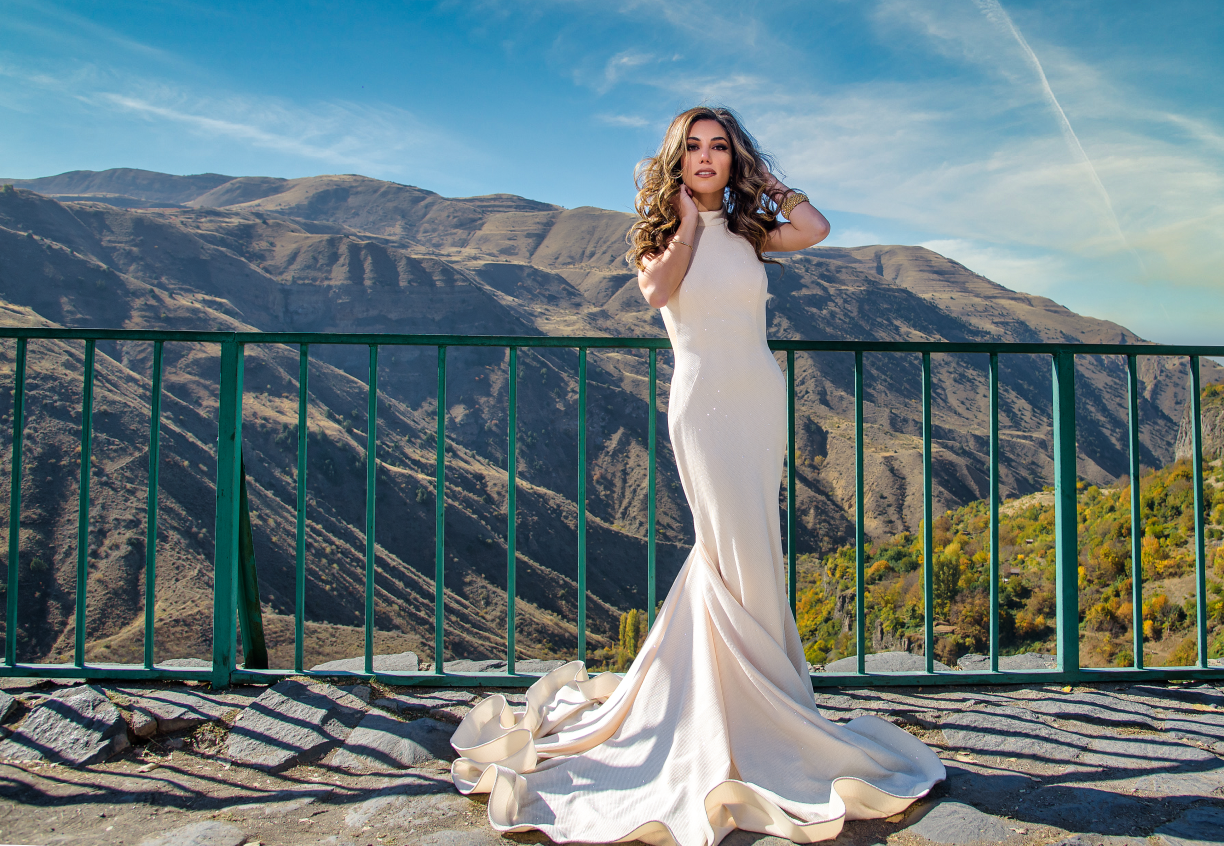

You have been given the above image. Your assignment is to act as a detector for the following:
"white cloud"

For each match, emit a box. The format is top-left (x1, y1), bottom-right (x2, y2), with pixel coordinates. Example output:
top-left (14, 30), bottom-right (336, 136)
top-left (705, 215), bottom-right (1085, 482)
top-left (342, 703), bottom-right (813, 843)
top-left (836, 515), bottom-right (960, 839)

top-left (590, 0), bottom-right (1224, 342)
top-left (612, 0), bottom-right (780, 55)
top-left (2, 0), bottom-right (180, 65)
top-left (919, 239), bottom-right (1070, 296)
top-left (740, 12), bottom-right (1224, 300)
top-left (572, 49), bottom-right (660, 96)
top-left (0, 61), bottom-right (480, 185)
top-left (596, 113), bottom-right (650, 128)
top-left (823, 228), bottom-right (886, 248)
top-left (600, 50), bottom-right (654, 94)
top-left (94, 91), bottom-right (454, 175)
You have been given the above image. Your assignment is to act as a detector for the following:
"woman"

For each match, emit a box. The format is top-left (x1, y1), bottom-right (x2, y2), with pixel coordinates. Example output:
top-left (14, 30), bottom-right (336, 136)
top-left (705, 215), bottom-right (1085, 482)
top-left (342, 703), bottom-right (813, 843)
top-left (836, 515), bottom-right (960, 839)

top-left (450, 106), bottom-right (945, 846)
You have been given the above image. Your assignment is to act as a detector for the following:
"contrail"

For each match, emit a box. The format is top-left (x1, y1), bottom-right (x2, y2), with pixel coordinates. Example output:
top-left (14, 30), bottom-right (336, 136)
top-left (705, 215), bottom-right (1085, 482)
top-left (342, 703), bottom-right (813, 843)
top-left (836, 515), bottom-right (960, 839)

top-left (973, 0), bottom-right (1142, 267)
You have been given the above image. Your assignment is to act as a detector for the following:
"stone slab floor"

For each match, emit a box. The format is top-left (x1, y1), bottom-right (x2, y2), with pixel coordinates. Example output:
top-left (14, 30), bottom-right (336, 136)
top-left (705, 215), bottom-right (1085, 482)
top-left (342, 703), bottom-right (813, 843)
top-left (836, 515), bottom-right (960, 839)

top-left (0, 675), bottom-right (1221, 846)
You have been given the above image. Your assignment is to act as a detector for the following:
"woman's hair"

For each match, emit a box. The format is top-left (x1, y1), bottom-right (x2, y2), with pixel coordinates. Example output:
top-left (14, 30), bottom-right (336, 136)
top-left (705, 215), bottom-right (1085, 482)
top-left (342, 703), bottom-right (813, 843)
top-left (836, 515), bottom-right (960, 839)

top-left (627, 105), bottom-right (781, 270)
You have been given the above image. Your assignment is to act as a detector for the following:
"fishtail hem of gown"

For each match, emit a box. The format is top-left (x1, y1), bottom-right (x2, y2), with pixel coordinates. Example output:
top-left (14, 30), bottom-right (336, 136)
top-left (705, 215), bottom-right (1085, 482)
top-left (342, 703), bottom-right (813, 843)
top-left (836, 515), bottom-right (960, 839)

top-left (449, 664), bottom-right (944, 846)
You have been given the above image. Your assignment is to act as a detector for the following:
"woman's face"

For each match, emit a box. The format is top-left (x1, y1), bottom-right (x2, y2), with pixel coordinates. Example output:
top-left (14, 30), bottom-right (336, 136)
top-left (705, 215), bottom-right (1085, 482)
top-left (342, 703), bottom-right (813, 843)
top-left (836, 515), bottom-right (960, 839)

top-left (681, 119), bottom-right (732, 196)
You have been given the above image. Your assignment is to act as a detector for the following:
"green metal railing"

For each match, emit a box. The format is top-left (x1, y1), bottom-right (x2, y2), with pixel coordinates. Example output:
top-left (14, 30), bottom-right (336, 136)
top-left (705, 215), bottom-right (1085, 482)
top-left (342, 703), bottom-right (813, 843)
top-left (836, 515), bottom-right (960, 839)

top-left (2, 328), bottom-right (1222, 688)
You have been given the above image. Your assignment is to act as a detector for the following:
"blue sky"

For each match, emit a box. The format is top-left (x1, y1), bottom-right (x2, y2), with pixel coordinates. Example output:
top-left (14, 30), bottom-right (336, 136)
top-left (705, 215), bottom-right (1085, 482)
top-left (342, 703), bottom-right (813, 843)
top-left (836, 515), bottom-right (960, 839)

top-left (2, 0), bottom-right (1222, 345)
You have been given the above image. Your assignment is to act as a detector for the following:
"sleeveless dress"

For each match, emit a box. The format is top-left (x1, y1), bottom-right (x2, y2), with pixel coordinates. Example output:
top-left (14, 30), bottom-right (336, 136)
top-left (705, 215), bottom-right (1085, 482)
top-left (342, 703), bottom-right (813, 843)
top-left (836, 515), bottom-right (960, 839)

top-left (450, 207), bottom-right (945, 846)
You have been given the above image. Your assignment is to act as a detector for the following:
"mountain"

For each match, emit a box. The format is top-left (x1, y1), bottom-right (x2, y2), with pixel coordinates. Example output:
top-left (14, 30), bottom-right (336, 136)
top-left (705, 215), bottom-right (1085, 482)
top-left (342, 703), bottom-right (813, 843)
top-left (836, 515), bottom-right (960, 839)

top-left (1, 168), bottom-right (235, 208)
top-left (0, 170), bottom-right (1215, 671)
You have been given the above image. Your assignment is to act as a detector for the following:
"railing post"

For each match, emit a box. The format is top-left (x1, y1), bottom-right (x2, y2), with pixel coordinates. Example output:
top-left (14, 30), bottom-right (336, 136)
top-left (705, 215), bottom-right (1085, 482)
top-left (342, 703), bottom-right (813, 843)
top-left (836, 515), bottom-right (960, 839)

top-left (295, 344), bottom-right (309, 673)
top-left (435, 346), bottom-right (447, 673)
top-left (1127, 355), bottom-right (1143, 669)
top-left (365, 345), bottom-right (379, 675)
top-left (787, 349), bottom-right (798, 618)
top-left (74, 340), bottom-right (95, 668)
top-left (212, 339), bottom-right (243, 688)
top-left (577, 348), bottom-right (587, 663)
top-left (506, 347), bottom-right (517, 673)
top-left (647, 349), bottom-right (658, 628)
top-left (5, 338), bottom-right (26, 667)
top-left (922, 352), bottom-right (934, 673)
top-left (989, 353), bottom-right (1000, 673)
top-left (1189, 355), bottom-right (1207, 668)
top-left (236, 457), bottom-right (267, 669)
top-left (144, 340), bottom-right (163, 669)
top-left (1051, 350), bottom-right (1080, 675)
top-left (854, 351), bottom-right (865, 674)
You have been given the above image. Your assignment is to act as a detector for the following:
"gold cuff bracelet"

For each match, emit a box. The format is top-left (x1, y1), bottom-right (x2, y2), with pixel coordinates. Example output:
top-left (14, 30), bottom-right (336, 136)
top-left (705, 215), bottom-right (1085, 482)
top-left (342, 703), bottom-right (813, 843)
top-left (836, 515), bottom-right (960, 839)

top-left (779, 191), bottom-right (809, 218)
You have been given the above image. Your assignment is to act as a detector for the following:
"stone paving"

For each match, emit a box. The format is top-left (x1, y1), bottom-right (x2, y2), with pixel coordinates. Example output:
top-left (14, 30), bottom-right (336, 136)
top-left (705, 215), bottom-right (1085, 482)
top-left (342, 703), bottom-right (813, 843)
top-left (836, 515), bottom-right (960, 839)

top-left (0, 667), bottom-right (1220, 846)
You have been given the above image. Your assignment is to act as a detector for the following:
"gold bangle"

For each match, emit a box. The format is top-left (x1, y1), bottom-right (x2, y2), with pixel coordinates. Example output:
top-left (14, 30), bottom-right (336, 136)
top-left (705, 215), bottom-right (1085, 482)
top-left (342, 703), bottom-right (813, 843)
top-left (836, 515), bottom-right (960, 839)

top-left (671, 238), bottom-right (692, 250)
top-left (779, 191), bottom-right (809, 218)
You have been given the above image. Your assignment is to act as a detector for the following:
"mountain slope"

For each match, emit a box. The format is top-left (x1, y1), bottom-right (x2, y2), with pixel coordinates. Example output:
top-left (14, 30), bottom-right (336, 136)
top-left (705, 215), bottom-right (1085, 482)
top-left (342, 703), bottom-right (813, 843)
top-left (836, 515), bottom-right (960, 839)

top-left (0, 170), bottom-right (1216, 671)
top-left (2, 168), bottom-right (235, 208)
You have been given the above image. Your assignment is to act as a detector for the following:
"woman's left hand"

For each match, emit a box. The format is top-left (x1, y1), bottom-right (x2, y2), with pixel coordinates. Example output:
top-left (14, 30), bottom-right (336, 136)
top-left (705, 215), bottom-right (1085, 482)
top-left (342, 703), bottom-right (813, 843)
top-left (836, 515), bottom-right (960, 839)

top-left (761, 171), bottom-right (788, 206)
top-left (760, 169), bottom-right (831, 252)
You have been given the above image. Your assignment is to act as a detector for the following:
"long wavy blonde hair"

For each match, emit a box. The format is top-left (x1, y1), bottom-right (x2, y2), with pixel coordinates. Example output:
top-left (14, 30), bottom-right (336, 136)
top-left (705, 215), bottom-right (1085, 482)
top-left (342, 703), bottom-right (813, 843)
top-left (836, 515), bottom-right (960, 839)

top-left (627, 106), bottom-right (781, 270)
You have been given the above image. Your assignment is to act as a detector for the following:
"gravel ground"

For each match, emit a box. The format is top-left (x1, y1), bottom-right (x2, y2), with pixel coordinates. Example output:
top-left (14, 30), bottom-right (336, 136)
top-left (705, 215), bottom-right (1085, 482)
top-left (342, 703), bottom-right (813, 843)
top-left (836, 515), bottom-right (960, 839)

top-left (0, 675), bottom-right (1220, 846)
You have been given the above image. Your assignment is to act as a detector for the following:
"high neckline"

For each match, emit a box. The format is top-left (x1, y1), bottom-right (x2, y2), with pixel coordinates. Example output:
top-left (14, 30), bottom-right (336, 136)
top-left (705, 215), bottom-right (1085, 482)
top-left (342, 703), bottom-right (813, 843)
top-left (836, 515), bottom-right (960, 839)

top-left (696, 207), bottom-right (726, 226)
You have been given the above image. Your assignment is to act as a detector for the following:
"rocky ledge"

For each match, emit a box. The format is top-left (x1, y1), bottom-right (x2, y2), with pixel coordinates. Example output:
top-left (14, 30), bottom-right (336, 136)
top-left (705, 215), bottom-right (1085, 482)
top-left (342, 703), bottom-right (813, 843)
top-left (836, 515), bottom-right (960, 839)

top-left (0, 656), bottom-right (1220, 846)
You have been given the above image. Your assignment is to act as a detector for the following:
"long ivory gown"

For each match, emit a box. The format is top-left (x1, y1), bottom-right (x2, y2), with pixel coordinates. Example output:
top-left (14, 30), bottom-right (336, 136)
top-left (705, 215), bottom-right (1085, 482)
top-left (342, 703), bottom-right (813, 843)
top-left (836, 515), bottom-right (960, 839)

top-left (450, 207), bottom-right (945, 846)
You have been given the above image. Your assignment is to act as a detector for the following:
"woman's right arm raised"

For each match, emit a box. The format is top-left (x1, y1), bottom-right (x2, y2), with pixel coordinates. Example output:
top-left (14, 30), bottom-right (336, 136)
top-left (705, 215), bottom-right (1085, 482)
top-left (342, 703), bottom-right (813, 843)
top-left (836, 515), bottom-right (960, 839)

top-left (637, 187), bottom-right (699, 309)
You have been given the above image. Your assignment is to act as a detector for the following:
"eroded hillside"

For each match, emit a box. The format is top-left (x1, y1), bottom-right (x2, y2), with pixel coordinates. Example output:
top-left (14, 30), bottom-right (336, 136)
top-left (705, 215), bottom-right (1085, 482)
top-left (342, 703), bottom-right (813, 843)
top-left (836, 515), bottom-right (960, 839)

top-left (0, 169), bottom-right (1214, 669)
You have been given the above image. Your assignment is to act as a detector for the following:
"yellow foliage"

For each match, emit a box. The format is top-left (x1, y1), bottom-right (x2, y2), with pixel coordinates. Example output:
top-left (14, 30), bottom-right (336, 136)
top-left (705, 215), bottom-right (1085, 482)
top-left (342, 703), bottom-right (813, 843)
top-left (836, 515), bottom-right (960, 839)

top-left (1167, 635), bottom-right (1199, 667)
top-left (1145, 593), bottom-right (1170, 620)
top-left (615, 609), bottom-right (647, 671)
top-left (787, 433), bottom-right (1224, 667)
top-left (1014, 610), bottom-right (1047, 639)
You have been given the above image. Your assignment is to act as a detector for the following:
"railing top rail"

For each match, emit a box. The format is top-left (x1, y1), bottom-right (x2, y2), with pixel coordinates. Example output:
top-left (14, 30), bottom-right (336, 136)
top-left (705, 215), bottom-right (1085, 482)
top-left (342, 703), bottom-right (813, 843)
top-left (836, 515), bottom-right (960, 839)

top-left (0, 327), bottom-right (1222, 357)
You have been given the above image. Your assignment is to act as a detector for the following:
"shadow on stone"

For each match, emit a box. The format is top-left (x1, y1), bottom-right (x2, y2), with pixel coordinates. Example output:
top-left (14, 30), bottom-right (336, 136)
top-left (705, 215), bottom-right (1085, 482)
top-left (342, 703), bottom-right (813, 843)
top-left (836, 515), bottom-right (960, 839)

top-left (343, 773), bottom-right (467, 829)
top-left (224, 679), bottom-right (367, 771)
top-left (0, 685), bottom-right (130, 765)
top-left (1014, 784), bottom-right (1163, 836)
top-left (941, 763), bottom-right (1037, 812)
top-left (1153, 804), bottom-right (1224, 846)
top-left (138, 821), bottom-right (246, 846)
top-left (330, 714), bottom-right (456, 771)
top-left (941, 706), bottom-right (1087, 764)
top-left (1022, 690), bottom-right (1159, 730)
top-left (906, 799), bottom-right (1016, 844)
